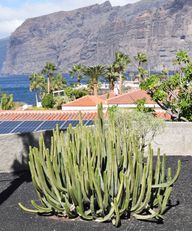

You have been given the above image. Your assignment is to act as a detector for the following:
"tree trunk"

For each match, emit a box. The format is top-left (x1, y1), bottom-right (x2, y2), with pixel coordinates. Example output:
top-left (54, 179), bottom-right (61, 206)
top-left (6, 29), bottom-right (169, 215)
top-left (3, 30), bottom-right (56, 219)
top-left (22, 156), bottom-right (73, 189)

top-left (77, 76), bottom-right (80, 86)
top-left (93, 83), bottom-right (98, 96)
top-left (35, 93), bottom-right (38, 107)
top-left (109, 80), bottom-right (115, 91)
top-left (47, 76), bottom-right (50, 94)
top-left (149, 90), bottom-right (189, 122)
top-left (119, 73), bottom-right (123, 95)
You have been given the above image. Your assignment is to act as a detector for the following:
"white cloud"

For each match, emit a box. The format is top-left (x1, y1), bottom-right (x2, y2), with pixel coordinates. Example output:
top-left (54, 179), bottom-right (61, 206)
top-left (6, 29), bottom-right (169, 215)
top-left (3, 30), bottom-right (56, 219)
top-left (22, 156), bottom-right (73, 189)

top-left (0, 0), bottom-right (140, 39)
top-left (0, 19), bottom-right (23, 38)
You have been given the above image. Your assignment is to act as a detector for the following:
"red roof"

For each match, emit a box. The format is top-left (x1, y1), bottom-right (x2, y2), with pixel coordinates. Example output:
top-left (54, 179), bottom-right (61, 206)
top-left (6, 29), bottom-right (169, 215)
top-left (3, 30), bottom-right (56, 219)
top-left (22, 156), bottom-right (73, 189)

top-left (0, 111), bottom-right (97, 121)
top-left (154, 111), bottom-right (171, 120)
top-left (99, 92), bottom-right (116, 100)
top-left (0, 109), bottom-right (170, 121)
top-left (63, 95), bottom-right (105, 107)
top-left (107, 90), bottom-right (155, 105)
top-left (63, 90), bottom-right (155, 108)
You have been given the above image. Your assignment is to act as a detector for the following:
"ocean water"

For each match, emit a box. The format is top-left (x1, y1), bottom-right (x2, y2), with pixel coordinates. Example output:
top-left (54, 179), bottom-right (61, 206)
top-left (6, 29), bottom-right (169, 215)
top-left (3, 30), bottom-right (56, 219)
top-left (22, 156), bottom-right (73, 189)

top-left (0, 74), bottom-right (76, 105)
top-left (0, 75), bottom-right (35, 105)
top-left (0, 73), bottom-right (132, 105)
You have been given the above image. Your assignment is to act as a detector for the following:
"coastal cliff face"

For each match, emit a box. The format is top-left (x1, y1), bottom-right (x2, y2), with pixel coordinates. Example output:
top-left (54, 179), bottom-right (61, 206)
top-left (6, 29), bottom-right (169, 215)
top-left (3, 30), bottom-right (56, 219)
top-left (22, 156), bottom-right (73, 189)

top-left (0, 38), bottom-right (9, 71)
top-left (2, 0), bottom-right (192, 74)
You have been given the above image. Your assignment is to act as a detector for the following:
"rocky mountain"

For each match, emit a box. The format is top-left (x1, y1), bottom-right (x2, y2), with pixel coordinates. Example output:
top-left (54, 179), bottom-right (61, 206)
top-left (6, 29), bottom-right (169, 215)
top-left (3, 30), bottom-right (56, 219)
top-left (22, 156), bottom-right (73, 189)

top-left (2, 0), bottom-right (192, 74)
top-left (0, 38), bottom-right (9, 72)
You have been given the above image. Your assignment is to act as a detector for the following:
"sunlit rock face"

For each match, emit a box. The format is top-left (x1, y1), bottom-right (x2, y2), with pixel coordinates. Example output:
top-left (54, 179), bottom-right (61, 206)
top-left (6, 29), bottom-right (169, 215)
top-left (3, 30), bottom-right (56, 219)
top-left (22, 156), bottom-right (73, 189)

top-left (2, 0), bottom-right (192, 74)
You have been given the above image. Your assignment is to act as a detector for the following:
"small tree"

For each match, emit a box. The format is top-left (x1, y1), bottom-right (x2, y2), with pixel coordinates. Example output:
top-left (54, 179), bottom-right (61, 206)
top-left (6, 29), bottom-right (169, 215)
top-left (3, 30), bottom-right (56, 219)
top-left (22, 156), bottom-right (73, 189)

top-left (42, 63), bottom-right (57, 94)
top-left (53, 96), bottom-right (69, 109)
top-left (105, 64), bottom-right (118, 91)
top-left (134, 52), bottom-right (148, 81)
top-left (65, 87), bottom-right (88, 100)
top-left (83, 65), bottom-right (106, 96)
top-left (30, 63), bottom-right (67, 108)
top-left (50, 73), bottom-right (66, 92)
top-left (113, 52), bottom-right (130, 94)
top-left (42, 93), bottom-right (54, 109)
top-left (112, 109), bottom-right (164, 152)
top-left (0, 93), bottom-right (14, 110)
top-left (29, 73), bottom-right (46, 105)
top-left (70, 64), bottom-right (84, 85)
top-left (140, 51), bottom-right (192, 121)
top-left (136, 99), bottom-right (154, 113)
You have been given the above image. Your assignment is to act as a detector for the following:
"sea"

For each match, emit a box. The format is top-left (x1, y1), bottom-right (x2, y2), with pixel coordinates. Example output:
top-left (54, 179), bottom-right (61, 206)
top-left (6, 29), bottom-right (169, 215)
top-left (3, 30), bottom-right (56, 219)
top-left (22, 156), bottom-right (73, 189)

top-left (0, 73), bottom-right (133, 106)
top-left (0, 74), bottom-right (76, 105)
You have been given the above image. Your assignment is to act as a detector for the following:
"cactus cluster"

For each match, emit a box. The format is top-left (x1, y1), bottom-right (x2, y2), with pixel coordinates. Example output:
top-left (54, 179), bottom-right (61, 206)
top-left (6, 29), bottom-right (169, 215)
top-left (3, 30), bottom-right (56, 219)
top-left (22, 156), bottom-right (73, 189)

top-left (19, 108), bottom-right (181, 227)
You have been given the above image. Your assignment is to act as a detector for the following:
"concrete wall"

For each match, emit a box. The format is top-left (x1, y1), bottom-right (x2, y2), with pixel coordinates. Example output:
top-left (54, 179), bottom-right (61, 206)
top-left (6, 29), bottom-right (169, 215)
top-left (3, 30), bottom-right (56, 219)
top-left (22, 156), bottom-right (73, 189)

top-left (0, 131), bottom-right (53, 173)
top-left (0, 122), bottom-right (192, 172)
top-left (152, 122), bottom-right (192, 156)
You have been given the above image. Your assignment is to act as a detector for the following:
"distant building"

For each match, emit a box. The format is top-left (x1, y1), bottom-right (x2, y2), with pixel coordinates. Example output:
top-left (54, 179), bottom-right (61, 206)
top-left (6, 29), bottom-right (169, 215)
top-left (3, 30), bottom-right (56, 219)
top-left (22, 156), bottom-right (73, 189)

top-left (61, 89), bottom-right (170, 120)
top-left (62, 95), bottom-right (106, 111)
top-left (62, 89), bottom-right (159, 111)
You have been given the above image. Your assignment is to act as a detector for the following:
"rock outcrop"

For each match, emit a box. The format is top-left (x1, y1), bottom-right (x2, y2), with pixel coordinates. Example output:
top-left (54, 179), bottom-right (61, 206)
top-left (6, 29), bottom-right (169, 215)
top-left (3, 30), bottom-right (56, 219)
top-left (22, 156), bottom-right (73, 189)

top-left (0, 38), bottom-right (9, 72)
top-left (2, 0), bottom-right (192, 74)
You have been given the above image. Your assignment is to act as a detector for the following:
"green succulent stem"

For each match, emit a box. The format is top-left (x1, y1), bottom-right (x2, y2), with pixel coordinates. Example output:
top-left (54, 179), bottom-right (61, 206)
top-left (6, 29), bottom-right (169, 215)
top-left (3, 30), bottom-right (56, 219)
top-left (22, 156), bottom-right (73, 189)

top-left (19, 105), bottom-right (181, 227)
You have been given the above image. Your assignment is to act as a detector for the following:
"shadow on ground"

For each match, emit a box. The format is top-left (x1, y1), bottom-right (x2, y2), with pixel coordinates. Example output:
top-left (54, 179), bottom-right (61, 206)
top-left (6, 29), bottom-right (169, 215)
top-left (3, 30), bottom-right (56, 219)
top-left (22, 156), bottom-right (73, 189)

top-left (0, 156), bottom-right (192, 231)
top-left (0, 130), bottom-right (53, 205)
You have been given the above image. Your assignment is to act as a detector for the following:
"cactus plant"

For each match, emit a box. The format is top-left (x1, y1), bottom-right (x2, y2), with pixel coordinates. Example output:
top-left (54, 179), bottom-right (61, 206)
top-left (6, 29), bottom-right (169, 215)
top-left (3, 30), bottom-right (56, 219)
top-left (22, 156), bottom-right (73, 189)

top-left (19, 106), bottom-right (181, 227)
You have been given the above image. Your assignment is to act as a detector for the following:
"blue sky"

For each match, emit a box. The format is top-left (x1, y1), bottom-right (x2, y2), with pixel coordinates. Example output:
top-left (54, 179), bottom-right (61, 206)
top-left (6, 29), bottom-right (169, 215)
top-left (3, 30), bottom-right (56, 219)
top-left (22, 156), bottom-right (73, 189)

top-left (1, 0), bottom-right (26, 8)
top-left (0, 0), bottom-right (139, 39)
top-left (1, 0), bottom-right (49, 8)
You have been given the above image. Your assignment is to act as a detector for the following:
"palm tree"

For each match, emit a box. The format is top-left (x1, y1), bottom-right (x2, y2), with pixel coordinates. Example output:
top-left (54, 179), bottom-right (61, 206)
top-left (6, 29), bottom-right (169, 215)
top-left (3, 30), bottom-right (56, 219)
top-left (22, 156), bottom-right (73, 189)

top-left (105, 64), bottom-right (118, 91)
top-left (134, 52), bottom-right (148, 81)
top-left (29, 73), bottom-right (45, 106)
top-left (42, 63), bottom-right (56, 94)
top-left (113, 52), bottom-right (130, 94)
top-left (134, 52), bottom-right (148, 66)
top-left (70, 64), bottom-right (84, 86)
top-left (83, 65), bottom-right (106, 96)
top-left (175, 50), bottom-right (190, 65)
top-left (50, 73), bottom-right (66, 92)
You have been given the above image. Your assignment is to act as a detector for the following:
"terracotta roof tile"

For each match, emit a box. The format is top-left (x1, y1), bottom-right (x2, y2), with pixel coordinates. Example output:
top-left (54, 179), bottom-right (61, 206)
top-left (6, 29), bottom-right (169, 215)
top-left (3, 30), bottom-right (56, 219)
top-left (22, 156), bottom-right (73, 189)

top-left (107, 90), bottom-right (156, 105)
top-left (0, 111), bottom-right (97, 121)
top-left (99, 92), bottom-right (116, 100)
top-left (154, 111), bottom-right (171, 120)
top-left (0, 109), bottom-right (172, 122)
top-left (63, 95), bottom-right (105, 107)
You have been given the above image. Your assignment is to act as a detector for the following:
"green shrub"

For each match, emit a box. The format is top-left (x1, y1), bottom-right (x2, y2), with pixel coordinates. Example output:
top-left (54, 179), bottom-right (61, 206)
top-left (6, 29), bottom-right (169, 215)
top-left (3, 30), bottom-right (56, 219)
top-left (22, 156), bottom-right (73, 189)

top-left (112, 110), bottom-right (165, 152)
top-left (0, 93), bottom-right (14, 110)
top-left (41, 93), bottom-right (54, 108)
top-left (136, 99), bottom-right (154, 113)
top-left (65, 87), bottom-right (88, 100)
top-left (107, 105), bottom-right (118, 115)
top-left (53, 96), bottom-right (69, 109)
top-left (19, 106), bottom-right (180, 227)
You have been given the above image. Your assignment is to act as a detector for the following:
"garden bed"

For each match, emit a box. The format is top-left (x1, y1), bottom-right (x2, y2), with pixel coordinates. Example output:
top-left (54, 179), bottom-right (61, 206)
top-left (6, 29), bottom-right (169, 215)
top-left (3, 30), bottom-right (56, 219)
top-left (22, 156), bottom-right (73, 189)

top-left (0, 156), bottom-right (192, 231)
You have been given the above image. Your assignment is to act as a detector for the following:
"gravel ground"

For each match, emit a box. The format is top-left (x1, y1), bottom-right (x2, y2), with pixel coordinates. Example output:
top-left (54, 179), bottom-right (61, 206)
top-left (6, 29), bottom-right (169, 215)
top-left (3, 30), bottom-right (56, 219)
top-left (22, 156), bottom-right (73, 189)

top-left (0, 156), bottom-right (192, 231)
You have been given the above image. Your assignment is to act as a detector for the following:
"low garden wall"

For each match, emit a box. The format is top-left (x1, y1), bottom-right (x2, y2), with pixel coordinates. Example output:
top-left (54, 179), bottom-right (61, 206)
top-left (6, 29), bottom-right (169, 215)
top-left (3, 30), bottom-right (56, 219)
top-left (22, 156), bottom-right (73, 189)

top-left (152, 122), bottom-right (192, 156)
top-left (0, 122), bottom-right (192, 172)
top-left (0, 131), bottom-right (53, 173)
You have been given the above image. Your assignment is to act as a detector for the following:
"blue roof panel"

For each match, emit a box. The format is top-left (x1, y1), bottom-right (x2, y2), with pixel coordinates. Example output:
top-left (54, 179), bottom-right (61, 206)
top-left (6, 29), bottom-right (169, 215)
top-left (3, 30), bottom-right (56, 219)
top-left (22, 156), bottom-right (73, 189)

top-left (0, 120), bottom-right (94, 134)
top-left (0, 121), bottom-right (22, 134)
top-left (13, 121), bottom-right (43, 133)
top-left (36, 120), bottom-right (65, 131)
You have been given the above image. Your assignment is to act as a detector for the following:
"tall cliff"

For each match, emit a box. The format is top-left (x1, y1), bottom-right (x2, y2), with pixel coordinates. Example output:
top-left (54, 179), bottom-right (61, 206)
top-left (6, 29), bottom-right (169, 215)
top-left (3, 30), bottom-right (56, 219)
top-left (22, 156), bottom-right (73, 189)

top-left (2, 0), bottom-right (192, 74)
top-left (0, 38), bottom-right (9, 72)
